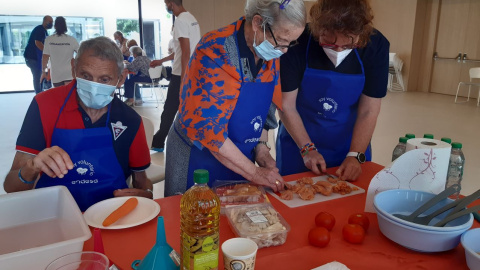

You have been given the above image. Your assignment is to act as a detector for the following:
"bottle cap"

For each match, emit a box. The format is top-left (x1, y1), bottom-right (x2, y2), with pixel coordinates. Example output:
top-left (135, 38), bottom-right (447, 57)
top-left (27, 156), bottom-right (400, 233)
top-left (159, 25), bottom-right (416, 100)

top-left (423, 134), bottom-right (434, 139)
top-left (399, 137), bottom-right (408, 143)
top-left (405, 133), bottom-right (415, 139)
top-left (441, 137), bottom-right (452, 144)
top-left (451, 142), bottom-right (462, 149)
top-left (193, 169), bottom-right (209, 184)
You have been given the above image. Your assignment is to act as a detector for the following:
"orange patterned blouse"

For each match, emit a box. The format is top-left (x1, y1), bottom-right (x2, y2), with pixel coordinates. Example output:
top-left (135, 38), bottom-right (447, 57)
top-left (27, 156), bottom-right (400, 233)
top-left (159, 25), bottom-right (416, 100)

top-left (178, 17), bottom-right (282, 153)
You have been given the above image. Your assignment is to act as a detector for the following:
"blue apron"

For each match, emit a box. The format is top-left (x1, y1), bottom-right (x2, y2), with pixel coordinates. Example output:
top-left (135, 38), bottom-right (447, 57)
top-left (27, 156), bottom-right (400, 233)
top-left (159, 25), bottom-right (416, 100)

top-left (177, 23), bottom-right (276, 189)
top-left (276, 35), bottom-right (371, 176)
top-left (35, 84), bottom-right (127, 211)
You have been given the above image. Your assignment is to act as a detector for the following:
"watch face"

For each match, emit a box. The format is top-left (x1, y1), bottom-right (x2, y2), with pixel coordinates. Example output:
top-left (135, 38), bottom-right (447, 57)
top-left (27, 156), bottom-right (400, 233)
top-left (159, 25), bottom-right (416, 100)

top-left (358, 153), bottom-right (366, 163)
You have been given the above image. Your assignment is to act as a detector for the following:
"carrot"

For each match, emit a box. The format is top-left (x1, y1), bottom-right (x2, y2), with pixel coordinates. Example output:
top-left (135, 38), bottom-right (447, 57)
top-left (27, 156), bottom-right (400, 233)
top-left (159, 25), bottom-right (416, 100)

top-left (102, 197), bottom-right (139, 227)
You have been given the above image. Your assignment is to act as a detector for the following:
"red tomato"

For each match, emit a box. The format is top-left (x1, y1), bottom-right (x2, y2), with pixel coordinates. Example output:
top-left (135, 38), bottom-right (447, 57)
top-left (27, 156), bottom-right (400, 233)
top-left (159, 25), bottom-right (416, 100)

top-left (348, 213), bottom-right (370, 232)
top-left (342, 224), bottom-right (365, 244)
top-left (315, 212), bottom-right (336, 231)
top-left (308, 227), bottom-right (330, 247)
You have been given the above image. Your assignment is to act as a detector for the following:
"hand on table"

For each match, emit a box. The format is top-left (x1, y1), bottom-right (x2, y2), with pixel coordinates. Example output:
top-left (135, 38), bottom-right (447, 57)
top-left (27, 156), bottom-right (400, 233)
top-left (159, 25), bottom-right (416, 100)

top-left (335, 157), bottom-right (362, 181)
top-left (251, 167), bottom-right (285, 192)
top-left (114, 188), bottom-right (153, 199)
top-left (31, 146), bottom-right (73, 178)
top-left (150, 60), bottom-right (163, 68)
top-left (303, 150), bottom-right (326, 175)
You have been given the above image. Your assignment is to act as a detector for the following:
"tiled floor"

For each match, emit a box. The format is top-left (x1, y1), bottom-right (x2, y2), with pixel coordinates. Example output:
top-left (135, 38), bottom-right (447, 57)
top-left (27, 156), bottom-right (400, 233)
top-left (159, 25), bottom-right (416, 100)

top-left (1, 89), bottom-right (479, 199)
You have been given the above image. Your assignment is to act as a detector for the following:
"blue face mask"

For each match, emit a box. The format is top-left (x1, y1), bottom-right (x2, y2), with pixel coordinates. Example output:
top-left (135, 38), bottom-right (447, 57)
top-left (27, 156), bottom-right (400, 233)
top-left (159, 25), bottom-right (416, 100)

top-left (253, 26), bottom-right (284, 61)
top-left (46, 22), bottom-right (53, 29)
top-left (76, 77), bottom-right (118, 109)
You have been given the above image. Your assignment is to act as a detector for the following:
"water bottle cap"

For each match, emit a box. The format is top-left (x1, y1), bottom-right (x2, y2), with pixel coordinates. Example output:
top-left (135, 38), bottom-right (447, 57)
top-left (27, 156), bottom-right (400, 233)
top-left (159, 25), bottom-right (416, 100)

top-left (423, 134), bottom-right (434, 139)
top-left (193, 169), bottom-right (209, 184)
top-left (405, 133), bottom-right (415, 139)
top-left (441, 137), bottom-right (452, 144)
top-left (451, 142), bottom-right (462, 149)
top-left (399, 137), bottom-right (408, 143)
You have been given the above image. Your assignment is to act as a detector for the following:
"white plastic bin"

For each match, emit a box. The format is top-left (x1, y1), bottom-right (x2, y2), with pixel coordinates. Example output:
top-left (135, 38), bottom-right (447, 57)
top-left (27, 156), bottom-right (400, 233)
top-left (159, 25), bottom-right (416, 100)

top-left (0, 186), bottom-right (92, 269)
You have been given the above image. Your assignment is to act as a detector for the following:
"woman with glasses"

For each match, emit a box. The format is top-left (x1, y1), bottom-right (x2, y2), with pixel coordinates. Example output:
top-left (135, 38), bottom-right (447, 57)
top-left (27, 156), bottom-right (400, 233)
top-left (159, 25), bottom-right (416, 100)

top-left (276, 0), bottom-right (389, 181)
top-left (164, 0), bottom-right (306, 196)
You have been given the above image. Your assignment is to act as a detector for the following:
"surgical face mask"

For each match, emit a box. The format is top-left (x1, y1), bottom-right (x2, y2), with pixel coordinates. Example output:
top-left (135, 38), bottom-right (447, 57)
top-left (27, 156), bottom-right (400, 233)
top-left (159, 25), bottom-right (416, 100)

top-left (46, 22), bottom-right (53, 29)
top-left (322, 47), bottom-right (352, 67)
top-left (253, 27), bottom-right (284, 61)
top-left (166, 4), bottom-right (173, 14)
top-left (76, 77), bottom-right (118, 109)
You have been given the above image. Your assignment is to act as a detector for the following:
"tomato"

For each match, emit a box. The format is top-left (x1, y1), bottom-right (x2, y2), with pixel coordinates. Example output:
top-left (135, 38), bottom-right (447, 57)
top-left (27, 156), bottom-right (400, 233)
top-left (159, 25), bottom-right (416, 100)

top-left (315, 212), bottom-right (336, 231)
top-left (348, 213), bottom-right (370, 232)
top-left (342, 224), bottom-right (365, 244)
top-left (308, 227), bottom-right (330, 247)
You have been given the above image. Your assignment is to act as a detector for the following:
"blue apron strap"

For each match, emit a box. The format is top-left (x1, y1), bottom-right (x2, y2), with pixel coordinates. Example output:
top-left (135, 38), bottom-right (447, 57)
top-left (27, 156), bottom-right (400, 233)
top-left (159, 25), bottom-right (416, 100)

top-left (353, 49), bottom-right (365, 75)
top-left (233, 20), bottom-right (245, 86)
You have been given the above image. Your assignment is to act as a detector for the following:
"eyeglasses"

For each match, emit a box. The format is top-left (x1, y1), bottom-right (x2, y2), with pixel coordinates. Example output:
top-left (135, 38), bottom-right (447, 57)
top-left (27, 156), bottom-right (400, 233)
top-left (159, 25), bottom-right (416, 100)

top-left (319, 35), bottom-right (358, 50)
top-left (266, 24), bottom-right (298, 50)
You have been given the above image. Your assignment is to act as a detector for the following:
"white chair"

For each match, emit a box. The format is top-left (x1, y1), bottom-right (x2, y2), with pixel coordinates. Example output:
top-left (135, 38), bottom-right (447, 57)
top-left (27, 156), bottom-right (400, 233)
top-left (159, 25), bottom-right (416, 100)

top-left (454, 67), bottom-right (480, 106)
top-left (131, 116), bottom-right (165, 185)
top-left (388, 53), bottom-right (405, 92)
top-left (133, 66), bottom-right (168, 108)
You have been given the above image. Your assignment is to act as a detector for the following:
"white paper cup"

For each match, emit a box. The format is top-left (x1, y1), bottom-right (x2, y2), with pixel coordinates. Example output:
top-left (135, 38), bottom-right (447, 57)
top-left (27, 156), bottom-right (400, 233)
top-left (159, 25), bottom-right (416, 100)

top-left (222, 238), bottom-right (258, 270)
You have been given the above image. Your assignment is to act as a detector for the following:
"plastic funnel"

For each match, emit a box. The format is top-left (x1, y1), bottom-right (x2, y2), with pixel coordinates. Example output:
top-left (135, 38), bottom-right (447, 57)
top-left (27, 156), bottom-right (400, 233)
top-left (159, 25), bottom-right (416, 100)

top-left (131, 216), bottom-right (179, 270)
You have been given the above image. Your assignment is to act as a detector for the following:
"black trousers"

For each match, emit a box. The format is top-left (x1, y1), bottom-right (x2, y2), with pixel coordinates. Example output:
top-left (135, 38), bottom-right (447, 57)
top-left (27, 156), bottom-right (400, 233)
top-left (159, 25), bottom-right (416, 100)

top-left (152, 74), bottom-right (181, 148)
top-left (25, 58), bottom-right (42, 94)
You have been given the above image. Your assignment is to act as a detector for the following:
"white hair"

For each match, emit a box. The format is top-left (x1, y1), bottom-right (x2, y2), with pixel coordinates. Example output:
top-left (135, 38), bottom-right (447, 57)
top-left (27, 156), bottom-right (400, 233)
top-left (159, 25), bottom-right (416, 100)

top-left (244, 0), bottom-right (306, 28)
top-left (129, 46), bottom-right (143, 57)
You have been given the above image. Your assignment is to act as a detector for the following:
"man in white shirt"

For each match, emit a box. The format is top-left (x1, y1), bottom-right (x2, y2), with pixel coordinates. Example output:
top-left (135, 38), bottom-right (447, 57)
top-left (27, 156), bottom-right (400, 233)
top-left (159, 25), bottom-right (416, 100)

top-left (150, 0), bottom-right (201, 152)
top-left (41, 16), bottom-right (79, 87)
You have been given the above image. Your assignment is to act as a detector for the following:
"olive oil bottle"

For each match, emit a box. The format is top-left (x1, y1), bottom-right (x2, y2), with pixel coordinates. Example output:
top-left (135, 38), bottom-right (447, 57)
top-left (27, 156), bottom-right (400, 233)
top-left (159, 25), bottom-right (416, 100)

top-left (180, 169), bottom-right (220, 270)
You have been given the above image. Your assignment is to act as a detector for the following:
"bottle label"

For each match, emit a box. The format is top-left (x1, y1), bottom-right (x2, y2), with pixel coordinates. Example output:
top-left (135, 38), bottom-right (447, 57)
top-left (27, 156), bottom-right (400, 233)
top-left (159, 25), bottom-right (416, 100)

top-left (246, 210), bottom-right (268, 223)
top-left (182, 232), bottom-right (219, 270)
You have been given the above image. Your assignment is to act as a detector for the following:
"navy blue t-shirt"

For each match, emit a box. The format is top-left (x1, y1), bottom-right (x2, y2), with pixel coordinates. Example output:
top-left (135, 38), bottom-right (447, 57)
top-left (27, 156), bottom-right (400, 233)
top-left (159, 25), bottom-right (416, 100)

top-left (23, 25), bottom-right (48, 60)
top-left (280, 25), bottom-right (390, 98)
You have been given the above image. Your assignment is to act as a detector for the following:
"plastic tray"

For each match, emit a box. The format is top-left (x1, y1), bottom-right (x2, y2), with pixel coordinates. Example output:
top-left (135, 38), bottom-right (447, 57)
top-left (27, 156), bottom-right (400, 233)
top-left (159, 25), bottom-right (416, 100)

top-left (213, 180), bottom-right (267, 213)
top-left (225, 203), bottom-right (290, 248)
top-left (0, 186), bottom-right (91, 269)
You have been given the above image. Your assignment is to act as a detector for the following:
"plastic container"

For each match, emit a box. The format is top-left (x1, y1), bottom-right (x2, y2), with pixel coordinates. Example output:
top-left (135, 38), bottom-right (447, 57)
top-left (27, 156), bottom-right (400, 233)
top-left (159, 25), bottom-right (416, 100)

top-left (225, 204), bottom-right (290, 249)
top-left (392, 137), bottom-right (408, 161)
top-left (461, 228), bottom-right (480, 270)
top-left (446, 142), bottom-right (465, 199)
top-left (213, 180), bottom-right (267, 213)
top-left (0, 186), bottom-right (91, 270)
top-left (180, 169), bottom-right (220, 270)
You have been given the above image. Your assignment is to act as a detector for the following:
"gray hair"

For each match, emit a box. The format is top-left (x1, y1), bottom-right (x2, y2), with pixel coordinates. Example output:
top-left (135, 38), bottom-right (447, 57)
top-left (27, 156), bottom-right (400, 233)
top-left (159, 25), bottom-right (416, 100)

top-left (129, 46), bottom-right (143, 57)
top-left (245, 0), bottom-right (306, 29)
top-left (75, 36), bottom-right (124, 76)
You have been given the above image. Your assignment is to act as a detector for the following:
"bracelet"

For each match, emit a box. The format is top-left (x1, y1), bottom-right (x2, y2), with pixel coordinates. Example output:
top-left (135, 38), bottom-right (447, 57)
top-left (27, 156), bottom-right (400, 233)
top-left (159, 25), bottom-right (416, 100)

top-left (146, 188), bottom-right (154, 197)
top-left (300, 142), bottom-right (317, 158)
top-left (18, 167), bottom-right (35, 184)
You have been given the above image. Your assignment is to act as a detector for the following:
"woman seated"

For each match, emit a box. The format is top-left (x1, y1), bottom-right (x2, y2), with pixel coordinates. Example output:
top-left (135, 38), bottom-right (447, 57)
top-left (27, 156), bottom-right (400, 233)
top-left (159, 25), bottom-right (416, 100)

top-left (123, 46), bottom-right (152, 106)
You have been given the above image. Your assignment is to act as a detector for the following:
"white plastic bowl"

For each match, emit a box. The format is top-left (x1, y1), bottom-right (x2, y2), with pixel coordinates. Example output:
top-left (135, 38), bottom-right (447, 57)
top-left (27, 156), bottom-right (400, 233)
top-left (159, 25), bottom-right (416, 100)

top-left (374, 189), bottom-right (473, 232)
top-left (461, 228), bottom-right (480, 270)
top-left (375, 204), bottom-right (469, 252)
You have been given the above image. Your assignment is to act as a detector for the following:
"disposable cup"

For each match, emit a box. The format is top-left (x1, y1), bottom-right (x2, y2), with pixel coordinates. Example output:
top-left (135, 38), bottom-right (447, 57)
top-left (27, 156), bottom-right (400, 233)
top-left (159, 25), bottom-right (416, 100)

top-left (222, 238), bottom-right (258, 270)
top-left (45, 251), bottom-right (109, 270)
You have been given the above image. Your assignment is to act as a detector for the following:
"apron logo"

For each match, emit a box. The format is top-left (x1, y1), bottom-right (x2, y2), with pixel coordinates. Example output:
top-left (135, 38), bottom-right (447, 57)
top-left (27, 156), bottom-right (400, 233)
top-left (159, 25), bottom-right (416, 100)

top-left (73, 160), bottom-right (95, 176)
top-left (111, 121), bottom-right (127, 140)
top-left (244, 116), bottom-right (263, 143)
top-left (318, 97), bottom-right (338, 115)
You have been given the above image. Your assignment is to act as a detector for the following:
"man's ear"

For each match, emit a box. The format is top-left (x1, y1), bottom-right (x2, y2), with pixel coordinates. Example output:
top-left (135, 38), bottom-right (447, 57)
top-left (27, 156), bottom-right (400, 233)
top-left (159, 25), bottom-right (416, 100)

top-left (118, 69), bottom-right (128, 87)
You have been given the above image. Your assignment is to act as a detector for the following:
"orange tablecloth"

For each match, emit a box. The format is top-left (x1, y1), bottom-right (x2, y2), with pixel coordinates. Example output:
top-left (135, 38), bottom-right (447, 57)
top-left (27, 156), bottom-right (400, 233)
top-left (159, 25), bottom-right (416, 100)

top-left (83, 162), bottom-right (479, 269)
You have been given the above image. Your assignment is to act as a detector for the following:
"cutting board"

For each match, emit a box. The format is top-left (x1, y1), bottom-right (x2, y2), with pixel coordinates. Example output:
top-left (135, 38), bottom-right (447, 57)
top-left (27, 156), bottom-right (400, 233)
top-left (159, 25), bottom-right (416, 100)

top-left (267, 175), bottom-right (365, 208)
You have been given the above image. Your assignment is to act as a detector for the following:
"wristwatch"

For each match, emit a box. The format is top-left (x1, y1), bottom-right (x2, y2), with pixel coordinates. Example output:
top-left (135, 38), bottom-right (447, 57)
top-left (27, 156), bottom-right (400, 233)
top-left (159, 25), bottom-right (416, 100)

top-left (346, 152), bottom-right (366, 164)
top-left (256, 141), bottom-right (271, 150)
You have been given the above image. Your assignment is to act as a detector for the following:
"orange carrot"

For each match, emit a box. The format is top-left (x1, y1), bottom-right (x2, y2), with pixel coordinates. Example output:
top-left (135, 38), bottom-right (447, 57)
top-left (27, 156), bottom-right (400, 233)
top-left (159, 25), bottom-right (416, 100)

top-left (102, 197), bottom-right (138, 227)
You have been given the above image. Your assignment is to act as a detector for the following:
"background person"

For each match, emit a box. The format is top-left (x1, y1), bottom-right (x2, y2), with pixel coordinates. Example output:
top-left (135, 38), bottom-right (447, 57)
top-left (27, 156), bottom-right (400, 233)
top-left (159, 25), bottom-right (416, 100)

top-left (4, 37), bottom-right (152, 211)
top-left (164, 0), bottom-right (306, 196)
top-left (24, 15), bottom-right (53, 94)
top-left (41, 16), bottom-right (79, 87)
top-left (114, 30), bottom-right (130, 60)
top-left (150, 0), bottom-right (201, 152)
top-left (276, 0), bottom-right (389, 181)
top-left (123, 46), bottom-right (152, 106)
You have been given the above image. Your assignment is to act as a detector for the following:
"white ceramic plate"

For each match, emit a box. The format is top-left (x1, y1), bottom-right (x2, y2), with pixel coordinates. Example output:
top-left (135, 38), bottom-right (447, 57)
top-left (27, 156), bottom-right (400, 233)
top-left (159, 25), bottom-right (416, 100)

top-left (83, 196), bottom-right (160, 229)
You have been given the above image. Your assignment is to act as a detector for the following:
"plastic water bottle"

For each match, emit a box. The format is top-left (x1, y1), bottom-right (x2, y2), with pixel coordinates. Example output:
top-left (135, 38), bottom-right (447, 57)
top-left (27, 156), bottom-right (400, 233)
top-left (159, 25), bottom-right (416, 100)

top-left (424, 134), bottom-right (434, 139)
top-left (445, 142), bottom-right (465, 199)
top-left (441, 137), bottom-right (452, 144)
top-left (392, 137), bottom-right (408, 161)
top-left (180, 169), bottom-right (220, 270)
top-left (405, 133), bottom-right (415, 139)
